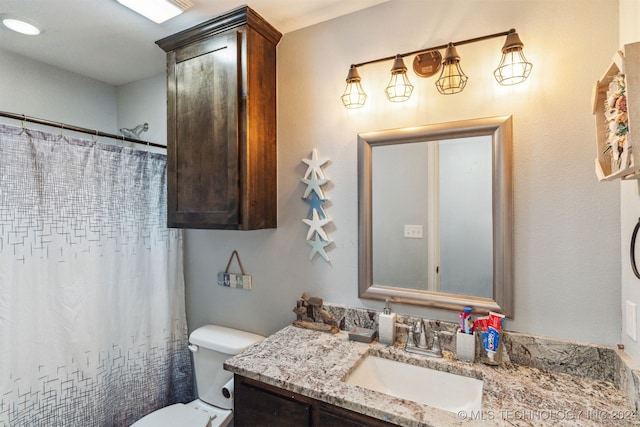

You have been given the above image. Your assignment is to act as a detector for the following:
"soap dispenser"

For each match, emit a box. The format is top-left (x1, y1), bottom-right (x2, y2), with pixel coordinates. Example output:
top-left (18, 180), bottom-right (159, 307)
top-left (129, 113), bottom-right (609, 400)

top-left (378, 299), bottom-right (397, 345)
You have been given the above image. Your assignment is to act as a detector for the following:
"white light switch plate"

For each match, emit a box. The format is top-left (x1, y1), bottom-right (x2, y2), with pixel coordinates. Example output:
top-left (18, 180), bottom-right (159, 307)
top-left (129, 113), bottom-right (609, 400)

top-left (626, 300), bottom-right (637, 341)
top-left (404, 224), bottom-right (423, 239)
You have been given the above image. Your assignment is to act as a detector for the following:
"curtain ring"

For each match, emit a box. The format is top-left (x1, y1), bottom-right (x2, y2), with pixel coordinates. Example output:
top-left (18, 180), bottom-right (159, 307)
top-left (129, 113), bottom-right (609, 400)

top-left (21, 114), bottom-right (27, 129)
top-left (630, 217), bottom-right (640, 279)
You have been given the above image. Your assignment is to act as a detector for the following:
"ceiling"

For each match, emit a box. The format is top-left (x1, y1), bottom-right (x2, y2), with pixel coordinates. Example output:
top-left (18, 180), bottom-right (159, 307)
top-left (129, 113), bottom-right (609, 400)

top-left (0, 0), bottom-right (388, 86)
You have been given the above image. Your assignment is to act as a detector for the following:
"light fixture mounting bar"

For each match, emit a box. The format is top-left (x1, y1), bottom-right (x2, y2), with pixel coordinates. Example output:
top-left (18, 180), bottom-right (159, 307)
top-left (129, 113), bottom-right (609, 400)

top-left (352, 29), bottom-right (516, 68)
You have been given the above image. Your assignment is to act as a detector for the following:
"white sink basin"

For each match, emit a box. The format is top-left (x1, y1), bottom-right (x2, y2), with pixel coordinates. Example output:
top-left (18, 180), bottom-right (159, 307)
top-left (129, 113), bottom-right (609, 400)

top-left (344, 355), bottom-right (483, 414)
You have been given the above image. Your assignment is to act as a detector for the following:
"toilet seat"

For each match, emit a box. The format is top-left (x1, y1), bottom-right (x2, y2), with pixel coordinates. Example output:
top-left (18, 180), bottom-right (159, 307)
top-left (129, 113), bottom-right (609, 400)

top-left (131, 403), bottom-right (214, 427)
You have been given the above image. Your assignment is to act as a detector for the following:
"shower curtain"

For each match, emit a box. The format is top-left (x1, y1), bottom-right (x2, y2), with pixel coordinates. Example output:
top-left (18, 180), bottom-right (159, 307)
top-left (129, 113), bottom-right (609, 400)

top-left (0, 124), bottom-right (193, 426)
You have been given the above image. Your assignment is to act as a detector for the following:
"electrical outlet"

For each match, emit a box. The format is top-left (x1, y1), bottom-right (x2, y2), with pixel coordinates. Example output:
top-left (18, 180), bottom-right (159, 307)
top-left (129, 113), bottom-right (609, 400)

top-left (627, 300), bottom-right (637, 341)
top-left (404, 224), bottom-right (423, 239)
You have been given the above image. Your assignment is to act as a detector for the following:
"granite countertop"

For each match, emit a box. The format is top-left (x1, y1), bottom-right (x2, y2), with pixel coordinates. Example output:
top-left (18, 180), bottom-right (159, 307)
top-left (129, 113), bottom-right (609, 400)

top-left (224, 325), bottom-right (638, 427)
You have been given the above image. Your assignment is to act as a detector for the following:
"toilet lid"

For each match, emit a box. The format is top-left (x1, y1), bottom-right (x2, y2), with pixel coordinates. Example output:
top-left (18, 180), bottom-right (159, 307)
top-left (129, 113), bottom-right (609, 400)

top-left (131, 403), bottom-right (214, 427)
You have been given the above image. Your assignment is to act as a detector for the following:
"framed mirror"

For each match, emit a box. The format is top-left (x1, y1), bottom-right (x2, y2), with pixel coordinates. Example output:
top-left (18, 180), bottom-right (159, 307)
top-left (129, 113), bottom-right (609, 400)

top-left (358, 116), bottom-right (513, 317)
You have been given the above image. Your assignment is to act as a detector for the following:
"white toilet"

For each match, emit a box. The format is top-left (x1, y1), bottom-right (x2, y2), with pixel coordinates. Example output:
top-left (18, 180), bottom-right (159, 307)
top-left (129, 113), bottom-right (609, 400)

top-left (131, 324), bottom-right (264, 427)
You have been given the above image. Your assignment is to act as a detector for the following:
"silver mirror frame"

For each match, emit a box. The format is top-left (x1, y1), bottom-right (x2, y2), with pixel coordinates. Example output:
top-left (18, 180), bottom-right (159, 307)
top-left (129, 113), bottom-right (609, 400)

top-left (358, 116), bottom-right (513, 317)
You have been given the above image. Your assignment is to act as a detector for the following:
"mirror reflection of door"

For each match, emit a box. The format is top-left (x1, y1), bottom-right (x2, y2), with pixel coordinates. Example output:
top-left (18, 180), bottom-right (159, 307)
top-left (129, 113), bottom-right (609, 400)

top-left (372, 135), bottom-right (493, 298)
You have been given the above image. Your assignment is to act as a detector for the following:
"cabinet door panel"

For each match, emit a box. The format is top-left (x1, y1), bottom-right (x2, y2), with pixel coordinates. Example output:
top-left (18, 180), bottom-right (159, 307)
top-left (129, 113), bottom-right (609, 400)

top-left (169, 33), bottom-right (240, 227)
top-left (159, 7), bottom-right (280, 230)
top-left (234, 376), bottom-right (397, 427)
top-left (235, 380), bottom-right (311, 427)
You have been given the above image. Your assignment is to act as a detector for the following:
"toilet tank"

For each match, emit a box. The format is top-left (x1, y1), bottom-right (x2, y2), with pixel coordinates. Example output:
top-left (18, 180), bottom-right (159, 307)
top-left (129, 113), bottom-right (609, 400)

top-left (189, 325), bottom-right (264, 410)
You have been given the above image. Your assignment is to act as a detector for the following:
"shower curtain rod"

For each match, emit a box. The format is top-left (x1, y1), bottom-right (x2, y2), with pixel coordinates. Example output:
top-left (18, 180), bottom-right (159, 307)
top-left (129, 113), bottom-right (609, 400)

top-left (0, 111), bottom-right (166, 149)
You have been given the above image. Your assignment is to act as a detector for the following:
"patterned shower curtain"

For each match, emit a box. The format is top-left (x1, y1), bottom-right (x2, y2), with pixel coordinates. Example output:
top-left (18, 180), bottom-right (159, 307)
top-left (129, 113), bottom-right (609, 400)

top-left (0, 124), bottom-right (193, 426)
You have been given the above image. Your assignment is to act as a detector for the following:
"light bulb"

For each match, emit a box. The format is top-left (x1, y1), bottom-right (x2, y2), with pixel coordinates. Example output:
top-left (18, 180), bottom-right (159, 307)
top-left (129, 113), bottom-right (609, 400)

top-left (384, 55), bottom-right (414, 102)
top-left (494, 31), bottom-right (532, 85)
top-left (435, 44), bottom-right (468, 95)
top-left (1, 16), bottom-right (41, 35)
top-left (341, 65), bottom-right (367, 108)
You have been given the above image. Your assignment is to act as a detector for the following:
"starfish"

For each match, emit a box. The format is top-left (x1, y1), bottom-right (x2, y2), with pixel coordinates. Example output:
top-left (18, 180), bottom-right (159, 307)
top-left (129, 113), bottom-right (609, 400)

top-left (301, 169), bottom-right (329, 199)
top-left (302, 149), bottom-right (329, 179)
top-left (302, 209), bottom-right (331, 241)
top-left (306, 234), bottom-right (331, 262)
top-left (302, 192), bottom-right (329, 219)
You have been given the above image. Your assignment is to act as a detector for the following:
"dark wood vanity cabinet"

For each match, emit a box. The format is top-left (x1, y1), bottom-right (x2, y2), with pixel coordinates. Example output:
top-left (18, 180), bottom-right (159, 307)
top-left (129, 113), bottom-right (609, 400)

top-left (234, 375), bottom-right (396, 427)
top-left (156, 7), bottom-right (281, 229)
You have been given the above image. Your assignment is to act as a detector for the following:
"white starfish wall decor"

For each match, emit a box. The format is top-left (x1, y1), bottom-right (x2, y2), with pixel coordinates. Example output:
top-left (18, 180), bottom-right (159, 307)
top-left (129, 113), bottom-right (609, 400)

top-left (301, 149), bottom-right (332, 262)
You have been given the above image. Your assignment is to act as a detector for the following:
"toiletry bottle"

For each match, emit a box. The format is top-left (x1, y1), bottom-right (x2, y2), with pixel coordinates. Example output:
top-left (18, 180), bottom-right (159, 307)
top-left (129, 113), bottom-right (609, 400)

top-left (460, 306), bottom-right (473, 334)
top-left (378, 299), bottom-right (397, 345)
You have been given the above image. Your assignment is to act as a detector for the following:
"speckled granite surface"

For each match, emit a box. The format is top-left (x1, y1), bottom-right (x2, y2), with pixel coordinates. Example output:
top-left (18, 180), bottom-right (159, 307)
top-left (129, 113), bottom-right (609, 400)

top-left (225, 325), bottom-right (639, 427)
top-left (322, 304), bottom-right (633, 384)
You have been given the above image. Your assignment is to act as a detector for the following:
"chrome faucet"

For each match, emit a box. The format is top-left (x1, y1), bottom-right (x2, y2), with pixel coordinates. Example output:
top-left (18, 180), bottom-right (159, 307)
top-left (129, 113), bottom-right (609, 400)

top-left (405, 319), bottom-right (442, 358)
top-left (413, 320), bottom-right (421, 346)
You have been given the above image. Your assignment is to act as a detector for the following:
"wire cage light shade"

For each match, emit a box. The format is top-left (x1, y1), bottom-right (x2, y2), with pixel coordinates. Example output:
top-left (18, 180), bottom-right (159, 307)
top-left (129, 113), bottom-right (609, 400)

top-left (341, 65), bottom-right (367, 108)
top-left (384, 55), bottom-right (414, 102)
top-left (493, 31), bottom-right (532, 85)
top-left (435, 44), bottom-right (468, 95)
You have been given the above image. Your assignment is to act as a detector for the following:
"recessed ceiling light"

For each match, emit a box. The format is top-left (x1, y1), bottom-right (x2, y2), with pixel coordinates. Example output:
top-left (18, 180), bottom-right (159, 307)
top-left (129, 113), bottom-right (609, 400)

top-left (1, 15), bottom-right (42, 35)
top-left (116, 0), bottom-right (192, 24)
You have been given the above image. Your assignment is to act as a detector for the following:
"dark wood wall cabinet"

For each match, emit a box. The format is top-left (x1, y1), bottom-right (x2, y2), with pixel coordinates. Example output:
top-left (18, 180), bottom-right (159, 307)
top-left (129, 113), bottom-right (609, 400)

top-left (234, 375), bottom-right (397, 427)
top-left (156, 6), bottom-right (281, 229)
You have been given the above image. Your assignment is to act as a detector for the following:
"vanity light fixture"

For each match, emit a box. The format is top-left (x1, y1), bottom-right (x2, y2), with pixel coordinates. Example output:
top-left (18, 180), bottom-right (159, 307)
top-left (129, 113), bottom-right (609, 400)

top-left (435, 43), bottom-right (468, 95)
top-left (116, 0), bottom-right (192, 24)
top-left (341, 28), bottom-right (532, 108)
top-left (1, 15), bottom-right (42, 35)
top-left (493, 30), bottom-right (533, 85)
top-left (341, 65), bottom-right (367, 109)
top-left (384, 55), bottom-right (414, 102)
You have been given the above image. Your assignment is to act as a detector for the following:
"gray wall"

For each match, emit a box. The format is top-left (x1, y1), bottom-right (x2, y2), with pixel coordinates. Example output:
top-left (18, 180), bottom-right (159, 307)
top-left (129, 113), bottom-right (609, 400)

top-left (116, 74), bottom-right (167, 149)
top-left (184, 0), bottom-right (621, 345)
top-left (186, 0), bottom-right (620, 344)
top-left (0, 50), bottom-right (117, 132)
top-left (0, 0), bottom-right (623, 347)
